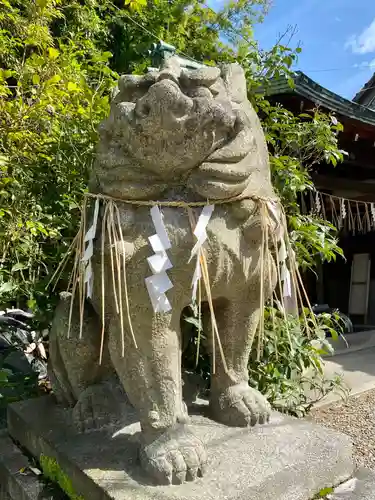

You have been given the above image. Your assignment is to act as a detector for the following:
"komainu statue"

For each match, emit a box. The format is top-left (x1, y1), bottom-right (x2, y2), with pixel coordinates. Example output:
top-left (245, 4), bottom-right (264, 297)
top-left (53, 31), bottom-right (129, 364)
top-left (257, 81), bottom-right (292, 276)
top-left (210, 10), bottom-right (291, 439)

top-left (49, 53), bottom-right (281, 486)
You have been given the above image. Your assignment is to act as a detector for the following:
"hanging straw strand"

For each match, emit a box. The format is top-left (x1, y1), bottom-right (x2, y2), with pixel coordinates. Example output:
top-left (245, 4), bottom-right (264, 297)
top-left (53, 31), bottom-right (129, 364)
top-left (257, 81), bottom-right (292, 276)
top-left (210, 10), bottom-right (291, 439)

top-left (67, 229), bottom-right (81, 339)
top-left (195, 275), bottom-right (202, 368)
top-left (113, 202), bottom-right (137, 350)
top-left (79, 198), bottom-right (87, 339)
top-left (257, 203), bottom-right (266, 360)
top-left (106, 201), bottom-right (120, 314)
top-left (99, 202), bottom-right (109, 365)
top-left (109, 202), bottom-right (126, 357)
top-left (186, 207), bottom-right (228, 374)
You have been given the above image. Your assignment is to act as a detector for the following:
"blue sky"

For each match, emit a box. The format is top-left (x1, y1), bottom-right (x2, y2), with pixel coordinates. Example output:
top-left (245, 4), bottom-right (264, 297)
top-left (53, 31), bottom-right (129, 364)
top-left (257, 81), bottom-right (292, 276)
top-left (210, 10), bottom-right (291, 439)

top-left (254, 0), bottom-right (375, 100)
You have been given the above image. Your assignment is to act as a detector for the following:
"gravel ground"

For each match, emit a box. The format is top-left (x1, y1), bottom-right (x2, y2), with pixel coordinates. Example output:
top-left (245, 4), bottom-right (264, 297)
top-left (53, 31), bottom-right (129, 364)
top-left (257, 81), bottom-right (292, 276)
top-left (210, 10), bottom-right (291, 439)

top-left (310, 389), bottom-right (375, 470)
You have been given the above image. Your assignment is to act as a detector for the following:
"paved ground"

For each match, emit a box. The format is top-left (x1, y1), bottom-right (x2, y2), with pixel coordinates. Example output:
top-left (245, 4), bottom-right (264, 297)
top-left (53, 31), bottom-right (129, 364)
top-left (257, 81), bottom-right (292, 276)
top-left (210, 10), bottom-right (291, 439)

top-left (314, 330), bottom-right (375, 407)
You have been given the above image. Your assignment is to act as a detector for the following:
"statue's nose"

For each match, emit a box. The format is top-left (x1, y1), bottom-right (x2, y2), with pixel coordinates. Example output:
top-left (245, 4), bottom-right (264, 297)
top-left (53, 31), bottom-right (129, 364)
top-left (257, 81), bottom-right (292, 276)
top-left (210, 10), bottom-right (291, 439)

top-left (134, 79), bottom-right (193, 120)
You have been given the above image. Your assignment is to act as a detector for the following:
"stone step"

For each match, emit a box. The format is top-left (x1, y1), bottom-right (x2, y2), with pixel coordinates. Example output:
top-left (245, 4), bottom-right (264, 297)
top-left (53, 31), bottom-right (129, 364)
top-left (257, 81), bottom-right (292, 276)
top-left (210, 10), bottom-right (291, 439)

top-left (0, 430), bottom-right (45, 500)
top-left (328, 468), bottom-right (375, 499)
top-left (0, 430), bottom-right (63, 500)
top-left (7, 395), bottom-right (355, 500)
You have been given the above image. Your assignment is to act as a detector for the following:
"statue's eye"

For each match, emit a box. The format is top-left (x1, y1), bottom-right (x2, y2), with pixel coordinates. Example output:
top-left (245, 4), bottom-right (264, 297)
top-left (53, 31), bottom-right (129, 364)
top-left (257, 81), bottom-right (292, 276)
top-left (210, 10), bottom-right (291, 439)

top-left (140, 103), bottom-right (150, 116)
top-left (208, 81), bottom-right (222, 97)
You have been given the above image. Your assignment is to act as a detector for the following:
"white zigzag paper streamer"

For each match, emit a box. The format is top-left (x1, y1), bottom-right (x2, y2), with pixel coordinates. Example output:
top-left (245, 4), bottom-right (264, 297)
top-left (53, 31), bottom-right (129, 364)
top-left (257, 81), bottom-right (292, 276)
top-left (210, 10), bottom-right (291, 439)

top-left (82, 198), bottom-right (100, 298)
top-left (315, 191), bottom-right (321, 214)
top-left (190, 205), bottom-right (215, 302)
top-left (267, 201), bottom-right (294, 306)
top-left (371, 203), bottom-right (375, 227)
top-left (145, 206), bottom-right (173, 313)
top-left (341, 198), bottom-right (347, 220)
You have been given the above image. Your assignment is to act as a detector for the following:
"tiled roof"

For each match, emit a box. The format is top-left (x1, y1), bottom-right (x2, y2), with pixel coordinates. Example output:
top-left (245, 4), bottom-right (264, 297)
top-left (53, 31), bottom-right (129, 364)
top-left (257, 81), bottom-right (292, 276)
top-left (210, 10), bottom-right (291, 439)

top-left (266, 71), bottom-right (375, 127)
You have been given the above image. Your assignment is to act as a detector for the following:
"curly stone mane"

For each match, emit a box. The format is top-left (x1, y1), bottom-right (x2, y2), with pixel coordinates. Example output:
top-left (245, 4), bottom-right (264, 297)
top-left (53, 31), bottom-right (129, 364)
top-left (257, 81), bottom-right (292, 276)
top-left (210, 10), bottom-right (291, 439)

top-left (90, 57), bottom-right (275, 203)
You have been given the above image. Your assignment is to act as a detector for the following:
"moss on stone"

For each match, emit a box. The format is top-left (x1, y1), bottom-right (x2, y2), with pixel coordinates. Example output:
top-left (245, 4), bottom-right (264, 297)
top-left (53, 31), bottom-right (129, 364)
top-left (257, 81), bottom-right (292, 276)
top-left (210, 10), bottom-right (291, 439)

top-left (39, 455), bottom-right (84, 500)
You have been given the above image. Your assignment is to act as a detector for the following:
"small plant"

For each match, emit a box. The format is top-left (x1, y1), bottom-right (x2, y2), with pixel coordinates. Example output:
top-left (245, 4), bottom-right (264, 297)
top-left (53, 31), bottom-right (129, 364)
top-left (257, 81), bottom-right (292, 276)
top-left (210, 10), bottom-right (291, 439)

top-left (248, 307), bottom-right (350, 416)
top-left (315, 486), bottom-right (334, 498)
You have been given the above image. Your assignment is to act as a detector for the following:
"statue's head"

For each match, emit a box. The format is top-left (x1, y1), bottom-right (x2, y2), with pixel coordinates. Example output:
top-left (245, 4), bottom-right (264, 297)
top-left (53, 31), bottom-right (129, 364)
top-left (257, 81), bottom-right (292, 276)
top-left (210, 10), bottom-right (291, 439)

top-left (92, 57), bottom-right (274, 201)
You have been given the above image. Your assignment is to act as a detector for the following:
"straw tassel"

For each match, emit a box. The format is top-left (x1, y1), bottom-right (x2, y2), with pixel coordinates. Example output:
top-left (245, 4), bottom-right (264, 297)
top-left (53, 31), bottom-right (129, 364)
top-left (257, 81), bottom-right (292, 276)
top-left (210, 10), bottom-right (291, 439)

top-left (257, 203), bottom-right (266, 360)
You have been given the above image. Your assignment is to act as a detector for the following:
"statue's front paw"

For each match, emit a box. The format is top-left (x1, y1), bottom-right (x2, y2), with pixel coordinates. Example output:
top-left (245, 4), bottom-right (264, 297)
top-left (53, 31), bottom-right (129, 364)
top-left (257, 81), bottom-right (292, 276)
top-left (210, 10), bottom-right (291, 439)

top-left (140, 425), bottom-right (207, 485)
top-left (210, 383), bottom-right (271, 427)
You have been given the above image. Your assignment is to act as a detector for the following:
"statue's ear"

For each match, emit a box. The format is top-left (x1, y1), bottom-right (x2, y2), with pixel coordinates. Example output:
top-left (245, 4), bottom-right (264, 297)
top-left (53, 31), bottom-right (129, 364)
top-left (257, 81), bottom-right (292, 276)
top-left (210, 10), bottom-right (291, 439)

top-left (220, 63), bottom-right (247, 104)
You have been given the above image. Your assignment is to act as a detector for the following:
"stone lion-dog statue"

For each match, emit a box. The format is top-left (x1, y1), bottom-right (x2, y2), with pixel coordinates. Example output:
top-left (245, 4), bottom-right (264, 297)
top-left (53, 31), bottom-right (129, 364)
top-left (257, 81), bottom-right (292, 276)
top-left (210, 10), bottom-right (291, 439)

top-left (48, 55), bottom-right (278, 486)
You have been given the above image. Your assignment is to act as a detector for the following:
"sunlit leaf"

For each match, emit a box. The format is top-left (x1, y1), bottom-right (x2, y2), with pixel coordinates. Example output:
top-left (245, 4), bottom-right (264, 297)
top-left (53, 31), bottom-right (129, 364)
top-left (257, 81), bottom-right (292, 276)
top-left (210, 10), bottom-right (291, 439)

top-left (48, 47), bottom-right (59, 60)
top-left (67, 81), bottom-right (80, 92)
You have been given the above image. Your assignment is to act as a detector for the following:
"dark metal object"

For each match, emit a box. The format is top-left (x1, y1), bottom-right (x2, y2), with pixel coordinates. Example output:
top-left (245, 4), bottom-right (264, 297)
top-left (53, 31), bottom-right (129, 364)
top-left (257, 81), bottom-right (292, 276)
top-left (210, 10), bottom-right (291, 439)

top-left (148, 40), bottom-right (205, 71)
top-left (0, 309), bottom-right (47, 379)
top-left (311, 303), bottom-right (354, 336)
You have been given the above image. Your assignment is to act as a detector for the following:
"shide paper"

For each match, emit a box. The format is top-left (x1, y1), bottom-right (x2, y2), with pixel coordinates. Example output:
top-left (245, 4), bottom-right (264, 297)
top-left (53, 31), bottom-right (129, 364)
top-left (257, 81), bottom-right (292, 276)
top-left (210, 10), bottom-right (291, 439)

top-left (82, 198), bottom-right (100, 298)
top-left (146, 206), bottom-right (173, 313)
top-left (189, 205), bottom-right (215, 302)
top-left (267, 201), bottom-right (294, 311)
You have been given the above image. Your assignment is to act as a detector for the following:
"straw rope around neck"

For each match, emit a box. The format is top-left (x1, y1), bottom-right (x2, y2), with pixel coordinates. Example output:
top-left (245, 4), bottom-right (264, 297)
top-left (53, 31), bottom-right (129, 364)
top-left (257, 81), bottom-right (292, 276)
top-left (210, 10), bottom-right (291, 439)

top-left (84, 191), bottom-right (276, 207)
top-left (49, 190), bottom-right (316, 366)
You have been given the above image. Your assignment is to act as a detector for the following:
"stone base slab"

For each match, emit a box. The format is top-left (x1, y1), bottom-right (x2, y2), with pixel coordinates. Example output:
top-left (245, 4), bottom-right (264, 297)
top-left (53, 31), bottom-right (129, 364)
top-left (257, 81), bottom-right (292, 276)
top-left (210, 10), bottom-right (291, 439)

top-left (7, 396), bottom-right (354, 500)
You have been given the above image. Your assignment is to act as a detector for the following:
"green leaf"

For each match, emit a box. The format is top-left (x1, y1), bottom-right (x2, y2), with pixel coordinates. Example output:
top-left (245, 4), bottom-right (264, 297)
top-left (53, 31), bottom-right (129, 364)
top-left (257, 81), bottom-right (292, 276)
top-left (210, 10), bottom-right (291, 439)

top-left (47, 74), bottom-right (61, 84)
top-left (67, 81), bottom-right (80, 92)
top-left (11, 263), bottom-right (28, 272)
top-left (0, 282), bottom-right (14, 294)
top-left (48, 47), bottom-right (59, 60)
top-left (0, 155), bottom-right (8, 167)
top-left (184, 316), bottom-right (202, 330)
top-left (32, 74), bottom-right (40, 85)
top-left (318, 486), bottom-right (334, 496)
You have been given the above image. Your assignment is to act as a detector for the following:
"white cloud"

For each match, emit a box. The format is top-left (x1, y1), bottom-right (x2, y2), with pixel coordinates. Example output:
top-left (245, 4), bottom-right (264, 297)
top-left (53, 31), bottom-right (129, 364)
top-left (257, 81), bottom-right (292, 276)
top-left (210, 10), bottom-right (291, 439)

top-left (353, 58), bottom-right (375, 69)
top-left (346, 18), bottom-right (375, 54)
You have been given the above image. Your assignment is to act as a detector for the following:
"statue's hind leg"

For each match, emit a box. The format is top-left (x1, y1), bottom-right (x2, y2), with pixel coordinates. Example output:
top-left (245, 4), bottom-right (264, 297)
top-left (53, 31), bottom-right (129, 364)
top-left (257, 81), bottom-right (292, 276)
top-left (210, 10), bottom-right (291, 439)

top-left (49, 292), bottom-right (123, 432)
top-left (208, 292), bottom-right (271, 427)
top-left (108, 309), bottom-right (207, 485)
top-left (49, 292), bottom-right (113, 405)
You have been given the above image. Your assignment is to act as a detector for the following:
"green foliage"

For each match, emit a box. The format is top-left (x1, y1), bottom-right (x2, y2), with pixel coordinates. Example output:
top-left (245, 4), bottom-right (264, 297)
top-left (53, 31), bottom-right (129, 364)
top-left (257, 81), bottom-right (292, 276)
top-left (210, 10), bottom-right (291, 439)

top-left (182, 305), bottom-right (210, 392)
top-left (51, 0), bottom-right (270, 74)
top-left (0, 364), bottom-right (39, 405)
top-left (260, 103), bottom-right (345, 270)
top-left (40, 455), bottom-right (83, 500)
top-left (249, 308), bottom-right (350, 416)
top-left (0, 363), bottom-right (39, 427)
top-left (0, 0), bottom-right (118, 322)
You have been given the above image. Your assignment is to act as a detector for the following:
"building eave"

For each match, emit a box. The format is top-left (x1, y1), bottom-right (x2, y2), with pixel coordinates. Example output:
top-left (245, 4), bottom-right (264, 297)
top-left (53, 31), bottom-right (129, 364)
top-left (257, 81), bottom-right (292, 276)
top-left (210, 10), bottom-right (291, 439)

top-left (266, 71), bottom-right (375, 127)
top-left (353, 73), bottom-right (375, 104)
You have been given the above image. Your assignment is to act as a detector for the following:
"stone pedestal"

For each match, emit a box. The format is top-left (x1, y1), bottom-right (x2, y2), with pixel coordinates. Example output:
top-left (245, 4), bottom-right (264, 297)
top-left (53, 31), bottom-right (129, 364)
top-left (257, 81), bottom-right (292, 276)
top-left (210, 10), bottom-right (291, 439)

top-left (1, 395), bottom-right (356, 500)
